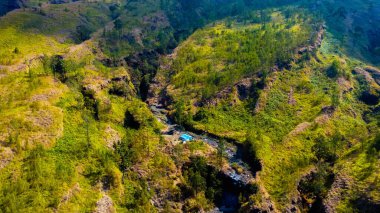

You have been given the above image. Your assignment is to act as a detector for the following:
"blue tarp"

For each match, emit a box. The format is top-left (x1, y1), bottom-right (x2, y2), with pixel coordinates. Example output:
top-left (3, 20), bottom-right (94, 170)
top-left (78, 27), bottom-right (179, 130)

top-left (179, 134), bottom-right (193, 142)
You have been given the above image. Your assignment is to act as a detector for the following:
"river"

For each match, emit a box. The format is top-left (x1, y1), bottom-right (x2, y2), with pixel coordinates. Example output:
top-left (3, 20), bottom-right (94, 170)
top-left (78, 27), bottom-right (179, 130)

top-left (149, 101), bottom-right (257, 212)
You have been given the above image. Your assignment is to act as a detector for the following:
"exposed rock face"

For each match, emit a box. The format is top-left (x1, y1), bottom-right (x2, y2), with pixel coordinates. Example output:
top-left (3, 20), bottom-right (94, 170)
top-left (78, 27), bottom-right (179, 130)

top-left (337, 77), bottom-right (353, 94)
top-left (321, 105), bottom-right (336, 116)
top-left (288, 87), bottom-right (296, 105)
top-left (353, 67), bottom-right (380, 105)
top-left (0, 147), bottom-right (14, 170)
top-left (354, 67), bottom-right (379, 86)
top-left (50, 0), bottom-right (78, 4)
top-left (94, 195), bottom-right (115, 213)
top-left (323, 174), bottom-right (353, 213)
top-left (364, 66), bottom-right (380, 85)
top-left (0, 54), bottom-right (45, 73)
top-left (83, 77), bottom-right (110, 94)
top-left (60, 183), bottom-right (81, 205)
top-left (104, 125), bottom-right (121, 150)
top-left (289, 122), bottom-right (312, 136)
top-left (297, 25), bottom-right (325, 54)
top-left (203, 78), bottom-right (253, 107)
top-left (254, 71), bottom-right (278, 113)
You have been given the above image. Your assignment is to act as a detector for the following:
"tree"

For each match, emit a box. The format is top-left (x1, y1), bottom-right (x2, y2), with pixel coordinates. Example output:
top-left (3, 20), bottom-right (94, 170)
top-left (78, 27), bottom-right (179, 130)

top-left (139, 74), bottom-right (150, 101)
top-left (83, 111), bottom-right (92, 154)
top-left (51, 55), bottom-right (66, 81)
top-left (331, 85), bottom-right (340, 107)
top-left (82, 89), bottom-right (99, 120)
top-left (372, 133), bottom-right (380, 151)
top-left (186, 156), bottom-right (207, 195)
top-left (312, 133), bottom-right (339, 163)
top-left (114, 19), bottom-right (123, 31)
top-left (173, 99), bottom-right (191, 127)
top-left (76, 24), bottom-right (92, 42)
top-left (217, 139), bottom-right (226, 169)
top-left (13, 47), bottom-right (20, 54)
top-left (193, 108), bottom-right (208, 122)
top-left (327, 59), bottom-right (341, 78)
top-left (244, 131), bottom-right (262, 172)
top-left (114, 137), bottom-right (136, 172)
top-left (124, 110), bottom-right (140, 130)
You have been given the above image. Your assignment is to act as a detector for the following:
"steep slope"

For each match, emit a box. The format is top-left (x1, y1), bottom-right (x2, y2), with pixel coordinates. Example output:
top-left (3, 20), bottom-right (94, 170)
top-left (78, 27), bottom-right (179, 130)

top-left (304, 0), bottom-right (380, 65)
top-left (0, 0), bottom-right (379, 212)
top-left (154, 7), bottom-right (380, 212)
top-left (0, 1), bottom-right (178, 212)
top-left (1, 0), bottom-right (266, 211)
top-left (163, 8), bottom-right (321, 140)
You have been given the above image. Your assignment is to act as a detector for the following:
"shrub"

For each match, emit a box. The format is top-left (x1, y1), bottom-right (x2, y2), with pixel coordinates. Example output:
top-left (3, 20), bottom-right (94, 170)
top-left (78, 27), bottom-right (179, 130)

top-left (13, 47), bottom-right (20, 54)
top-left (76, 24), bottom-right (92, 42)
top-left (109, 81), bottom-right (129, 97)
top-left (51, 55), bottom-right (65, 75)
top-left (372, 133), bottom-right (380, 151)
top-left (81, 88), bottom-right (99, 120)
top-left (326, 59), bottom-right (341, 78)
top-left (124, 110), bottom-right (140, 130)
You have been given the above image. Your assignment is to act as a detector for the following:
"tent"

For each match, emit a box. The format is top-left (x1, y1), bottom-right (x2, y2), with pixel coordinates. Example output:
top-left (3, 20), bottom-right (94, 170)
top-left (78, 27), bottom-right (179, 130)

top-left (179, 134), bottom-right (193, 143)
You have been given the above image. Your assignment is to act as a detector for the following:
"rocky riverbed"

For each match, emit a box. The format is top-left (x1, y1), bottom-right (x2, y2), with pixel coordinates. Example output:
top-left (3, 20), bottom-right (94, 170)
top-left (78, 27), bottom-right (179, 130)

top-left (149, 102), bottom-right (255, 187)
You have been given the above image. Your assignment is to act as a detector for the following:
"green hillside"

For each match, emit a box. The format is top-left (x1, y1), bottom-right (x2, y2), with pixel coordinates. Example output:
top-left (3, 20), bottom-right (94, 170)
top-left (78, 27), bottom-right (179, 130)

top-left (0, 0), bottom-right (379, 212)
top-left (161, 7), bottom-right (380, 213)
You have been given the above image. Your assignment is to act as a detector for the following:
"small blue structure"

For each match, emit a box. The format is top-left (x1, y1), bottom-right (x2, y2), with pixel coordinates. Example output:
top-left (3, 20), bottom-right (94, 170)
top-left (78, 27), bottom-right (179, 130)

top-left (179, 134), bottom-right (193, 143)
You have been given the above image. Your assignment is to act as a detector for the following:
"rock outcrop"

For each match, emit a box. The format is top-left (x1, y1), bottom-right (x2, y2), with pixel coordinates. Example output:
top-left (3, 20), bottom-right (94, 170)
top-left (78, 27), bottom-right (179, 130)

top-left (364, 66), bottom-right (380, 85)
top-left (353, 67), bottom-right (380, 105)
top-left (202, 77), bottom-right (254, 107)
top-left (0, 147), bottom-right (14, 170)
top-left (94, 195), bottom-right (115, 213)
top-left (323, 173), bottom-right (353, 213)
top-left (297, 25), bottom-right (325, 54)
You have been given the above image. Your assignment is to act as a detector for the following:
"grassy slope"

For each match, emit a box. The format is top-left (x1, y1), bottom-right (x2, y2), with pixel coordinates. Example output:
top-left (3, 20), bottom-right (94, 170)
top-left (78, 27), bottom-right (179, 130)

top-left (167, 9), bottom-right (318, 141)
top-left (253, 47), bottom-right (371, 209)
top-left (0, 1), bottom-right (113, 65)
top-left (162, 9), bottom-right (380, 211)
top-left (0, 0), bottom-right (379, 212)
top-left (0, 1), bottom-right (179, 212)
top-left (304, 0), bottom-right (380, 65)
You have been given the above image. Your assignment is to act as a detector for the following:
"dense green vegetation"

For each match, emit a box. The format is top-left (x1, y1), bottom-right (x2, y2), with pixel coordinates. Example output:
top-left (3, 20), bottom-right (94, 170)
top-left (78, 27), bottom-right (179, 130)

top-left (0, 42), bottom-right (174, 211)
top-left (302, 0), bottom-right (380, 65)
top-left (0, 0), bottom-right (379, 212)
top-left (169, 9), bottom-right (317, 102)
top-left (0, 1), bottom-right (175, 211)
top-left (163, 7), bottom-right (380, 212)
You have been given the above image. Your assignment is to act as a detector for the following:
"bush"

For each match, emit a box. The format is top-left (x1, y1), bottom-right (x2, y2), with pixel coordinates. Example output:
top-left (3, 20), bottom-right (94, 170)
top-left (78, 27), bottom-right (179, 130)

top-left (244, 131), bottom-right (263, 173)
top-left (124, 110), bottom-right (141, 130)
top-left (51, 55), bottom-right (66, 76)
top-left (81, 88), bottom-right (99, 120)
top-left (13, 47), bottom-right (20, 54)
top-left (372, 133), bottom-right (380, 151)
top-left (109, 81), bottom-right (129, 97)
top-left (173, 99), bottom-right (192, 127)
top-left (326, 60), bottom-right (341, 78)
top-left (76, 24), bottom-right (92, 42)
top-left (311, 133), bottom-right (343, 163)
